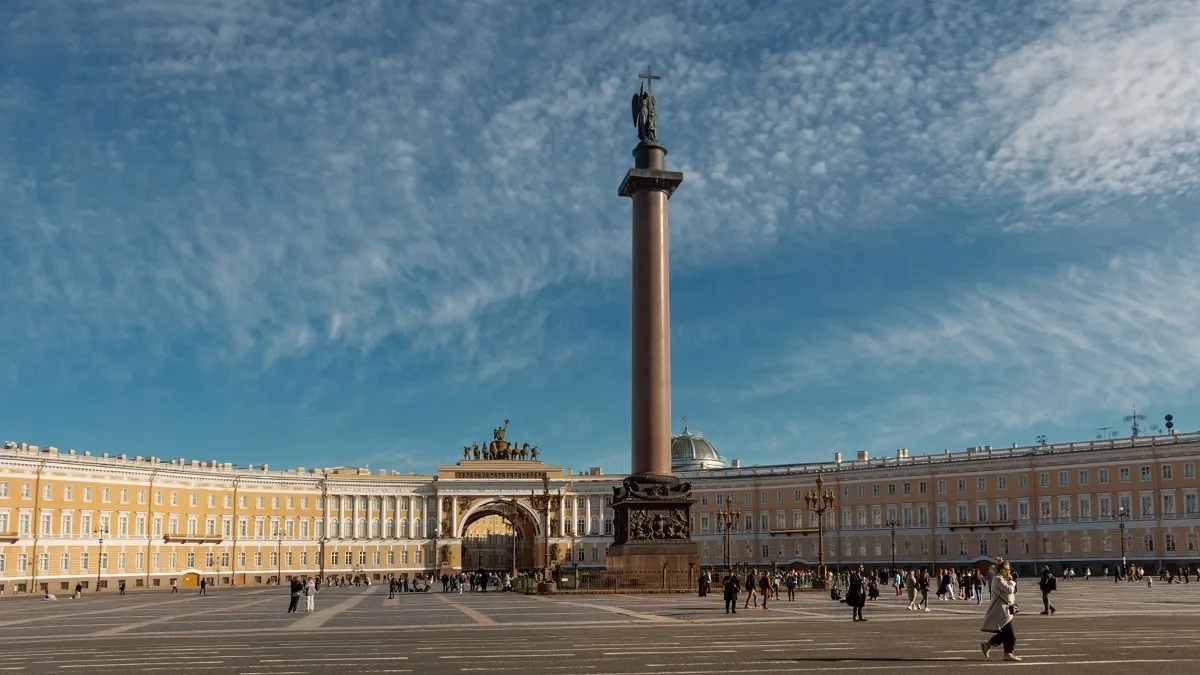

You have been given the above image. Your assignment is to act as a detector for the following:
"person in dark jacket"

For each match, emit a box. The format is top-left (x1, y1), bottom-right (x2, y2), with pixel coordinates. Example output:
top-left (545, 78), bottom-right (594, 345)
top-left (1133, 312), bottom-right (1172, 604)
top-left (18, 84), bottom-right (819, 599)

top-left (847, 565), bottom-right (868, 621)
top-left (1038, 566), bottom-right (1057, 614)
top-left (286, 578), bottom-right (303, 613)
top-left (722, 570), bottom-right (741, 614)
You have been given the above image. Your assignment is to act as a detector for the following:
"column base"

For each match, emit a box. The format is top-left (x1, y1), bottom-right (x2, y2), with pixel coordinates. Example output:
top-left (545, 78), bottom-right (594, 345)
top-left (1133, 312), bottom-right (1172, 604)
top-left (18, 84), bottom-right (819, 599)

top-left (605, 543), bottom-right (699, 574)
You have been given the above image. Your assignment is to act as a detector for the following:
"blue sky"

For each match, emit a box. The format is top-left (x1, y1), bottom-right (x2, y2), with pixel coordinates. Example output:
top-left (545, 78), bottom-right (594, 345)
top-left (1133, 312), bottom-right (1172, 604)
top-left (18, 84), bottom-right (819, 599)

top-left (2, 0), bottom-right (1199, 475)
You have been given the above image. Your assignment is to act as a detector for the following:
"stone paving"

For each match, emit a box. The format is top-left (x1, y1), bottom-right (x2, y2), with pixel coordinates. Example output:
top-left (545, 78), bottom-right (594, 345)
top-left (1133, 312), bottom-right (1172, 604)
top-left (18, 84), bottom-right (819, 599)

top-left (0, 580), bottom-right (1197, 673)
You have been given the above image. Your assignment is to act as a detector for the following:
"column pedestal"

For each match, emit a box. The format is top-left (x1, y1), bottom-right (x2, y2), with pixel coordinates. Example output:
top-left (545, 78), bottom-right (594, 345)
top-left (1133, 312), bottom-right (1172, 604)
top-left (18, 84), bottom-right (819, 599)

top-left (606, 475), bottom-right (697, 573)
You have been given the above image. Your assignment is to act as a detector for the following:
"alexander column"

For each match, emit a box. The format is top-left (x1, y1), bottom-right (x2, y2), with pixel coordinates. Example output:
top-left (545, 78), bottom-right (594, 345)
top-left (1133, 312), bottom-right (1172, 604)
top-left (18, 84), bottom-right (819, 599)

top-left (607, 69), bottom-right (698, 575)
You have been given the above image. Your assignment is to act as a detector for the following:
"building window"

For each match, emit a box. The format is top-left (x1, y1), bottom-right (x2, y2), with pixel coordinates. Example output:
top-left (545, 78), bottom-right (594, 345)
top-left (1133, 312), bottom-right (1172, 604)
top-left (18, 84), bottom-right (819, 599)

top-left (1165, 534), bottom-right (1176, 551)
top-left (1144, 535), bottom-right (1155, 552)
top-left (937, 480), bottom-right (946, 494)
top-left (1162, 465), bottom-right (1173, 480)
top-left (1018, 474), bottom-right (1028, 489)
top-left (902, 483), bottom-right (911, 495)
top-left (1039, 473), bottom-right (1049, 488)
top-left (957, 480), bottom-right (966, 493)
top-left (1185, 463), bottom-right (1195, 478)
top-left (919, 481), bottom-right (927, 494)
top-left (1058, 472), bottom-right (1068, 486)
top-left (1078, 470), bottom-right (1088, 485)
top-left (1099, 469), bottom-right (1110, 484)
top-left (887, 484), bottom-right (896, 496)
top-left (1119, 468), bottom-right (1130, 482)
top-left (997, 477), bottom-right (1007, 490)
top-left (977, 478), bottom-right (986, 491)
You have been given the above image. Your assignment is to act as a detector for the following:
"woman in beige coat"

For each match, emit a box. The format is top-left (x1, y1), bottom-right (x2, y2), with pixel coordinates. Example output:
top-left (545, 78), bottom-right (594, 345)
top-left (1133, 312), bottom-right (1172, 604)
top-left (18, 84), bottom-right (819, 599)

top-left (980, 560), bottom-right (1021, 662)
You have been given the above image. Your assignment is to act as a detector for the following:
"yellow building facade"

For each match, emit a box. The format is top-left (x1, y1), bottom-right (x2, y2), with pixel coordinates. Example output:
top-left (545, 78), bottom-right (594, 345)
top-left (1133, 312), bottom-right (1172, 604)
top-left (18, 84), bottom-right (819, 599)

top-left (1, 431), bottom-right (1198, 595)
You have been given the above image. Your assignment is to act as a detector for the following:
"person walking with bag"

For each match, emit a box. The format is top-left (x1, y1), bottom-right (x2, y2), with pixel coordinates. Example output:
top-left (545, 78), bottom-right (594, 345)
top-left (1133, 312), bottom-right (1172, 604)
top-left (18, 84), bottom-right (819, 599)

top-left (980, 559), bottom-right (1022, 662)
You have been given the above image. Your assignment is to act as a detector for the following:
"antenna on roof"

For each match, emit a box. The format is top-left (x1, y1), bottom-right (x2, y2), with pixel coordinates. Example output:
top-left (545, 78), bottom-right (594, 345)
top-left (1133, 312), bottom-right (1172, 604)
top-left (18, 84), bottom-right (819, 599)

top-left (1124, 405), bottom-right (1146, 438)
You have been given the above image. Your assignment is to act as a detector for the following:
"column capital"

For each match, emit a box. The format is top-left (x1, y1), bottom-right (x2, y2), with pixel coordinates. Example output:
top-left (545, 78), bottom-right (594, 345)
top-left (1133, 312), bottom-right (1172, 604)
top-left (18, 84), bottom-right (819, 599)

top-left (619, 168), bottom-right (684, 198)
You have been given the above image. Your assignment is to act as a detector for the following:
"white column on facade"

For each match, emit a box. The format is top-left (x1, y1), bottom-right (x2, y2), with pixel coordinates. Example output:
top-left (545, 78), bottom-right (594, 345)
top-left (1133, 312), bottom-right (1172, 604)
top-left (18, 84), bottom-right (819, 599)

top-left (558, 495), bottom-right (566, 537)
top-left (367, 496), bottom-right (374, 538)
top-left (408, 497), bottom-right (417, 538)
top-left (393, 496), bottom-right (400, 538)
top-left (323, 495), bottom-right (332, 539)
top-left (450, 496), bottom-right (458, 538)
top-left (352, 495), bottom-right (361, 539)
top-left (570, 496), bottom-right (577, 536)
top-left (338, 495), bottom-right (346, 539)
top-left (435, 495), bottom-right (444, 537)
top-left (585, 497), bottom-right (592, 535)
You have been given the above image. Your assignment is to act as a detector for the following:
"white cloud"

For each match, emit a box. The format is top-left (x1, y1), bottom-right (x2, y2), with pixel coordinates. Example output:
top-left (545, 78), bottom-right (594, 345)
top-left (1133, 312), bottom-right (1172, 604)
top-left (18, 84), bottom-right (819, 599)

top-left (979, 0), bottom-right (1200, 200)
top-left (756, 236), bottom-right (1200, 451)
top-left (1, 0), bottom-right (1198, 396)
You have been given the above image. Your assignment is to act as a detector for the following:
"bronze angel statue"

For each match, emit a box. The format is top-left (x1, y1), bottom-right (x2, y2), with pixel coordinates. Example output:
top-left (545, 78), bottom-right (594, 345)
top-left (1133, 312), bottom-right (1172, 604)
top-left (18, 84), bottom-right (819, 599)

top-left (631, 82), bottom-right (657, 142)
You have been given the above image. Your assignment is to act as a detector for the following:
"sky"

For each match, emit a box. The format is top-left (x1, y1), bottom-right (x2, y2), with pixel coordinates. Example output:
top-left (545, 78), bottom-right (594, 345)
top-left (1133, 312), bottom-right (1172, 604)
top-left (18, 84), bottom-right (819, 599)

top-left (2, 0), bottom-right (1199, 475)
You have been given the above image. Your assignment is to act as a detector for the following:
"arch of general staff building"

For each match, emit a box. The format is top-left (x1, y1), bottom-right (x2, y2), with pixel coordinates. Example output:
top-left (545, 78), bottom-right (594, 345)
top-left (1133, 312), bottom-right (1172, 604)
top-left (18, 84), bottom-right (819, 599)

top-left (1, 432), bottom-right (1200, 594)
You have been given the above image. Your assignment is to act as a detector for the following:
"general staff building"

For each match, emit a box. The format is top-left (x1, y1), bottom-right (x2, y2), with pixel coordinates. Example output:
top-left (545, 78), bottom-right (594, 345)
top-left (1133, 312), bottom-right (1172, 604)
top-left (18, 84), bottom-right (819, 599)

top-left (1, 427), bottom-right (1197, 595)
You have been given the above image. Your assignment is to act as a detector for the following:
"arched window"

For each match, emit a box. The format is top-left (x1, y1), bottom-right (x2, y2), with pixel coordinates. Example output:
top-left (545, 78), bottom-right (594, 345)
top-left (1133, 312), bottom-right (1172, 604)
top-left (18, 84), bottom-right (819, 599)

top-left (342, 518), bottom-right (352, 539)
top-left (398, 518), bottom-right (408, 538)
top-left (330, 519), bottom-right (339, 537)
top-left (385, 518), bottom-right (394, 537)
top-left (370, 518), bottom-right (380, 538)
top-left (357, 518), bottom-right (367, 538)
top-left (426, 519), bottom-right (436, 538)
top-left (414, 518), bottom-right (422, 538)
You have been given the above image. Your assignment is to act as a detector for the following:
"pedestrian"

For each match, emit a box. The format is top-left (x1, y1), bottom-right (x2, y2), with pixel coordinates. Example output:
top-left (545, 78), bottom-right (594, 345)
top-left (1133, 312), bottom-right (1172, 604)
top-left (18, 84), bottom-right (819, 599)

top-left (758, 571), bottom-right (771, 610)
top-left (722, 569), bottom-right (741, 614)
top-left (118, 580), bottom-right (126, 596)
top-left (697, 569), bottom-right (708, 597)
top-left (916, 569), bottom-right (930, 611)
top-left (785, 571), bottom-right (797, 602)
top-left (847, 565), bottom-right (867, 621)
top-left (980, 559), bottom-right (1021, 662)
top-left (1038, 565), bottom-right (1057, 615)
top-left (286, 578), bottom-right (303, 613)
top-left (743, 569), bottom-right (758, 609)
top-left (73, 582), bottom-right (83, 600)
top-left (171, 579), bottom-right (179, 594)
top-left (304, 577), bottom-right (317, 613)
top-left (905, 570), bottom-right (918, 610)
top-left (199, 578), bottom-right (207, 596)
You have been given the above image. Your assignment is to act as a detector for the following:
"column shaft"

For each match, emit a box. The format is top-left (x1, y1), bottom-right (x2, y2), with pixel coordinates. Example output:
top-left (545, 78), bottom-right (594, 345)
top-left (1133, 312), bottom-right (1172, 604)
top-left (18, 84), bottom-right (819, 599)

top-left (630, 188), bottom-right (672, 477)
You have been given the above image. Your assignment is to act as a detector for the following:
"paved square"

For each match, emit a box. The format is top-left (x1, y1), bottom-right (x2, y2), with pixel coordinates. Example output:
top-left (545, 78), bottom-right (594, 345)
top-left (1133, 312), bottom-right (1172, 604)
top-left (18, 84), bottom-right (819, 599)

top-left (1, 580), bottom-right (1198, 673)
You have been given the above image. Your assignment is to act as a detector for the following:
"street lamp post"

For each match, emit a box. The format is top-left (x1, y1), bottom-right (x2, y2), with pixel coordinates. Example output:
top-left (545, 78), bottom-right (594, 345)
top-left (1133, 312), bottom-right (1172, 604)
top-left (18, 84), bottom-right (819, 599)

top-left (804, 475), bottom-right (837, 589)
top-left (95, 525), bottom-right (109, 591)
top-left (1117, 508), bottom-right (1129, 580)
top-left (716, 495), bottom-right (742, 570)
top-left (887, 519), bottom-right (898, 576)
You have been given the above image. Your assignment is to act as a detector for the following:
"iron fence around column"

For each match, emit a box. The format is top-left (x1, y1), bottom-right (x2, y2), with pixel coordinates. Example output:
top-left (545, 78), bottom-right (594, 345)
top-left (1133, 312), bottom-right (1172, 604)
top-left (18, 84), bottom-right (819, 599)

top-left (515, 570), bottom-right (695, 593)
